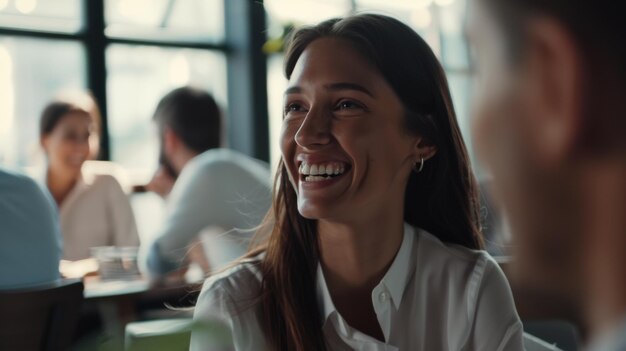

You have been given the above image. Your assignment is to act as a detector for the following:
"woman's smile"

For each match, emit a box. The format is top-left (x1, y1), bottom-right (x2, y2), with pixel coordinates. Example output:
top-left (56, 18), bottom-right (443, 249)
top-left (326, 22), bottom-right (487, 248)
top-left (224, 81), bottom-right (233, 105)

top-left (297, 159), bottom-right (352, 190)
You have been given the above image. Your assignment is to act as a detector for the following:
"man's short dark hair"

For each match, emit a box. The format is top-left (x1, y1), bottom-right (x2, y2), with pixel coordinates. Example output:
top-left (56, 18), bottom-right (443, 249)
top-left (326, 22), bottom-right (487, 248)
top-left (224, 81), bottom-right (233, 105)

top-left (153, 86), bottom-right (222, 153)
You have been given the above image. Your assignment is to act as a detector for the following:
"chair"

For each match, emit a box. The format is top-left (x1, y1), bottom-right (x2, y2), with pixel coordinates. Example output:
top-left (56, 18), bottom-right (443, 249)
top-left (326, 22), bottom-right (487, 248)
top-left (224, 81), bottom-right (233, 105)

top-left (125, 318), bottom-right (193, 351)
top-left (524, 320), bottom-right (580, 351)
top-left (0, 279), bottom-right (84, 351)
top-left (524, 332), bottom-right (563, 351)
top-left (125, 318), bottom-right (233, 351)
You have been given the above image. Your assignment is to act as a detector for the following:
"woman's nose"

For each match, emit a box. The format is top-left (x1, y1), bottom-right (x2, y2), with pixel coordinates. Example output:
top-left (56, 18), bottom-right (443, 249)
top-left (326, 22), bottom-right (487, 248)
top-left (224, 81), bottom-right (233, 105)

top-left (294, 107), bottom-right (332, 149)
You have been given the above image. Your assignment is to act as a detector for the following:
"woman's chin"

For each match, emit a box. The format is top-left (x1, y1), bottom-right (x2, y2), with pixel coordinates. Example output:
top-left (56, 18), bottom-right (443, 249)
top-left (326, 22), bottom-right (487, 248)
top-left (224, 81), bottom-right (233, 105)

top-left (60, 163), bottom-right (83, 176)
top-left (297, 201), bottom-right (345, 221)
top-left (297, 201), bottom-right (325, 219)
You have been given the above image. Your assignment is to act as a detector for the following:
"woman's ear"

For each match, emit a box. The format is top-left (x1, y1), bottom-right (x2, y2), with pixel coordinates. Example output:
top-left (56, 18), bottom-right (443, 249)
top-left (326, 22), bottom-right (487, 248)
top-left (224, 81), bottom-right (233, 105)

top-left (414, 137), bottom-right (437, 161)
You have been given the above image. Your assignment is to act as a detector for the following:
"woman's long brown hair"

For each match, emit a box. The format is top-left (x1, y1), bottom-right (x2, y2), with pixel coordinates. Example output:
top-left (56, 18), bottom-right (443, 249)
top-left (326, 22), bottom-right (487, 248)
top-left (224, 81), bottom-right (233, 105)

top-left (248, 14), bottom-right (483, 350)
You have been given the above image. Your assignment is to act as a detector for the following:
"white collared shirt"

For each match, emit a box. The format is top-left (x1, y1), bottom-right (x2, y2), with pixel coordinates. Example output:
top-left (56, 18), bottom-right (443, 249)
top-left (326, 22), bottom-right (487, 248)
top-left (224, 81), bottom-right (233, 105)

top-left (144, 148), bottom-right (271, 277)
top-left (191, 224), bottom-right (524, 350)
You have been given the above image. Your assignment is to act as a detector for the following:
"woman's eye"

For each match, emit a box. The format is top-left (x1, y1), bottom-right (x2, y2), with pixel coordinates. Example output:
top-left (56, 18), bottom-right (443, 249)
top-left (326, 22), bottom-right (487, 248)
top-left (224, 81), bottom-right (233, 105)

top-left (63, 132), bottom-right (78, 141)
top-left (335, 100), bottom-right (364, 111)
top-left (62, 131), bottom-right (89, 143)
top-left (284, 103), bottom-right (305, 114)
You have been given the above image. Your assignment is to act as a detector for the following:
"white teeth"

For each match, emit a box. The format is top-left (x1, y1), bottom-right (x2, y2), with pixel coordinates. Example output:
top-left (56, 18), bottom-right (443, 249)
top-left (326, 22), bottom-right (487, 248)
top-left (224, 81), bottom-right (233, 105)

top-left (305, 175), bottom-right (332, 182)
top-left (298, 162), bottom-right (348, 178)
top-left (310, 164), bottom-right (319, 176)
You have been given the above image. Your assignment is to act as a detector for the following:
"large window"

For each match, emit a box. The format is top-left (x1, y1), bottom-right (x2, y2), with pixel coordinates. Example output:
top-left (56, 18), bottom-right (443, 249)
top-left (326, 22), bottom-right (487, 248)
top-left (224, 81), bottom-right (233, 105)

top-left (0, 0), bottom-right (228, 183)
top-left (265, 0), bottom-right (474, 168)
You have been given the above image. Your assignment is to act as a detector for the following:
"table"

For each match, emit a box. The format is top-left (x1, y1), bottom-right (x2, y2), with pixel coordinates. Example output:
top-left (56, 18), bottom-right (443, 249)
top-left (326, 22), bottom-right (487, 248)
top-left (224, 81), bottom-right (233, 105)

top-left (81, 276), bottom-right (200, 349)
top-left (84, 278), bottom-right (150, 299)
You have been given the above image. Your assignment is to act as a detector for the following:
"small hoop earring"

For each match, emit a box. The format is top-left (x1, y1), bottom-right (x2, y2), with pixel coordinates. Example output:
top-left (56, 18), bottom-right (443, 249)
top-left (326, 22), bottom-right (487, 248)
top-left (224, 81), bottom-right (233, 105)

top-left (413, 157), bottom-right (424, 173)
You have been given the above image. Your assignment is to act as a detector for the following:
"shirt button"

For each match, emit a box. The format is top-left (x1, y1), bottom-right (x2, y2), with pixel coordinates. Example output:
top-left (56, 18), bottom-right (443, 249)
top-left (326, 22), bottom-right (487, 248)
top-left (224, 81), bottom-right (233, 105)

top-left (379, 291), bottom-right (389, 303)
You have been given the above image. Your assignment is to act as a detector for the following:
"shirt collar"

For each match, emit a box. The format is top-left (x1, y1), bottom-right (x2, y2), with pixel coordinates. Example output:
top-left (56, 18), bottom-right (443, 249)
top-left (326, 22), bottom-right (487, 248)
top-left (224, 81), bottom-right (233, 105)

top-left (316, 223), bottom-right (416, 322)
top-left (380, 222), bottom-right (415, 308)
top-left (316, 264), bottom-right (336, 323)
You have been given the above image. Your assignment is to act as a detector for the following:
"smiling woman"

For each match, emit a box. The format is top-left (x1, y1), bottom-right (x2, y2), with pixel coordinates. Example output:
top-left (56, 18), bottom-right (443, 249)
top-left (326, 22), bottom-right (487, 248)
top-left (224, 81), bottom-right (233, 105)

top-left (191, 13), bottom-right (524, 351)
top-left (39, 96), bottom-right (140, 261)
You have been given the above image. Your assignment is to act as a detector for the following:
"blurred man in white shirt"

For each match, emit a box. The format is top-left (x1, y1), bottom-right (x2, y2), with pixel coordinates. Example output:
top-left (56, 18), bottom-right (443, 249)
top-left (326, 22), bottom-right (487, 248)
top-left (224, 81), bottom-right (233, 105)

top-left (144, 87), bottom-right (271, 279)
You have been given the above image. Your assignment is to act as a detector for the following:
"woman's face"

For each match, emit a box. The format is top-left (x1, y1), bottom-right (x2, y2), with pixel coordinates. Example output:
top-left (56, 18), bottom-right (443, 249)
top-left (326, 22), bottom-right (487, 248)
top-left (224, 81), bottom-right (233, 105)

top-left (42, 111), bottom-right (93, 176)
top-left (281, 37), bottom-right (422, 222)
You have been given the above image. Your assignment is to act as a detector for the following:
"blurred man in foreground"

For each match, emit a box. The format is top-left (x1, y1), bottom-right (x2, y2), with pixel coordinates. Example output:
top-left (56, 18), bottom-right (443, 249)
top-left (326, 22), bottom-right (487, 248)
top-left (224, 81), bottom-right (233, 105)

top-left (467, 0), bottom-right (626, 349)
top-left (144, 86), bottom-right (271, 279)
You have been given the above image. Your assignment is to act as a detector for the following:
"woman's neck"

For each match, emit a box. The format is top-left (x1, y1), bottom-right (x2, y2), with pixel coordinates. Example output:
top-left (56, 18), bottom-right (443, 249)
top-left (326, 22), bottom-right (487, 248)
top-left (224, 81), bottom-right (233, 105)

top-left (318, 210), bottom-right (405, 293)
top-left (47, 167), bottom-right (79, 206)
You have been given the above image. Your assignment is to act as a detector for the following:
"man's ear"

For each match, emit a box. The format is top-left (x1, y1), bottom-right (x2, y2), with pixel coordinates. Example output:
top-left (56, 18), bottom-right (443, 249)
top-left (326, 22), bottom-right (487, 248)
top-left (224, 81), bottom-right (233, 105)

top-left (163, 127), bottom-right (179, 156)
top-left (40, 135), bottom-right (50, 153)
top-left (521, 17), bottom-right (585, 168)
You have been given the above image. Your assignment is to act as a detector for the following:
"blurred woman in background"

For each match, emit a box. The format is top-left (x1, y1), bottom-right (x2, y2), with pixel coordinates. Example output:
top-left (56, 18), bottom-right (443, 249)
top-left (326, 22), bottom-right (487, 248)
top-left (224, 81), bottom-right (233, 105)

top-left (191, 14), bottom-right (523, 351)
top-left (40, 94), bottom-right (139, 261)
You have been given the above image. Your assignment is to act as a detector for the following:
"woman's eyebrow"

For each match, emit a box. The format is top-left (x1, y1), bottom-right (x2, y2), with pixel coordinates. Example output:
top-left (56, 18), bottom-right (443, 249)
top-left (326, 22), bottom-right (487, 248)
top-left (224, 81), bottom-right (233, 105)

top-left (284, 83), bottom-right (375, 97)
top-left (284, 86), bottom-right (302, 96)
top-left (325, 82), bottom-right (374, 97)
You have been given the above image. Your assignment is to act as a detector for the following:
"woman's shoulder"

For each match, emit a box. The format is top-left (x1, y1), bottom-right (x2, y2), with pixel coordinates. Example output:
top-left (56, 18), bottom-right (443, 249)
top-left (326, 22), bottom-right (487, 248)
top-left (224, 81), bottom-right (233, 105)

top-left (414, 228), bottom-right (519, 345)
top-left (84, 174), bottom-right (131, 201)
top-left (196, 256), bottom-right (264, 312)
top-left (192, 255), bottom-right (267, 351)
top-left (89, 173), bottom-right (123, 189)
top-left (415, 228), bottom-right (501, 286)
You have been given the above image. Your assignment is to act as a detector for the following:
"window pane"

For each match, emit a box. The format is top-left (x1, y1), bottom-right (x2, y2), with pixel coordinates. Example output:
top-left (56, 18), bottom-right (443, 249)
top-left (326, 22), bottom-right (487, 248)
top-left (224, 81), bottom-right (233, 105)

top-left (0, 36), bottom-right (86, 169)
top-left (265, 0), bottom-right (349, 25)
top-left (438, 0), bottom-right (469, 69)
top-left (106, 44), bottom-right (227, 182)
top-left (105, 0), bottom-right (224, 42)
top-left (267, 54), bottom-right (286, 169)
top-left (0, 0), bottom-right (82, 33)
top-left (356, 0), bottom-right (441, 55)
